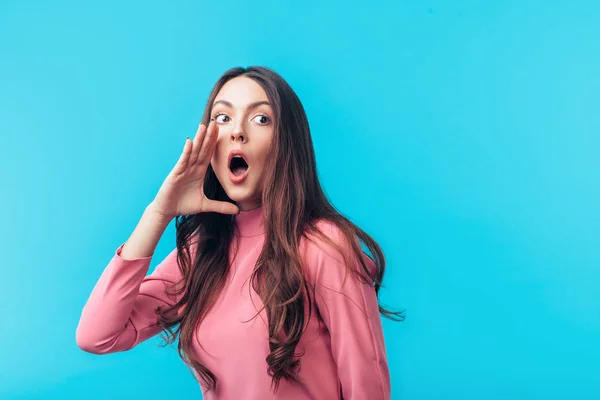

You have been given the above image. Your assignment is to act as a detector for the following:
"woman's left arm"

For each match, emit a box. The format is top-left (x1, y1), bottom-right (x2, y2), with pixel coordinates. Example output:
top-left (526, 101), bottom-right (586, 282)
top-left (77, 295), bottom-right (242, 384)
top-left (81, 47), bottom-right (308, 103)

top-left (307, 228), bottom-right (391, 400)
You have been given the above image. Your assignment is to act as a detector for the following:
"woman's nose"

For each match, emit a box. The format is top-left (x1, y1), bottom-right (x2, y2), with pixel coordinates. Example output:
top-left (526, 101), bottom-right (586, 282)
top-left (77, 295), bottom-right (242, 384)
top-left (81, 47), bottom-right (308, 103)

top-left (230, 129), bottom-right (245, 143)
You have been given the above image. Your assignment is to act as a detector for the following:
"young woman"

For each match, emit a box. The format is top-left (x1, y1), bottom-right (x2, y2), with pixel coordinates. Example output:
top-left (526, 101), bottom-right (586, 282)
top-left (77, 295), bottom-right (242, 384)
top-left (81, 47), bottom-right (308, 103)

top-left (76, 66), bottom-right (403, 399)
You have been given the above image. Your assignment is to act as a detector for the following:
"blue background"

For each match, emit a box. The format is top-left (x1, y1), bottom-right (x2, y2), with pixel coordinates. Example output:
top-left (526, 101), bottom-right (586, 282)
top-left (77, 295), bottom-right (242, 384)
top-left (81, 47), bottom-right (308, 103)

top-left (1, 0), bottom-right (599, 398)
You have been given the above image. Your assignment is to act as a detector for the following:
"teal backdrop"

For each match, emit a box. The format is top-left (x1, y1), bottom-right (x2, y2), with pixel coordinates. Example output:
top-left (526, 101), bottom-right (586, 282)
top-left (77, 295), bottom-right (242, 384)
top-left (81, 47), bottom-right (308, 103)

top-left (1, 0), bottom-right (599, 398)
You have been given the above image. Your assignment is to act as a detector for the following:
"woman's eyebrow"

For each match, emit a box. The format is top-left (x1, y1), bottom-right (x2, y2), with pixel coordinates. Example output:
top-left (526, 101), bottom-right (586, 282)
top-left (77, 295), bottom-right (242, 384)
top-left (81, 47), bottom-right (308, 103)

top-left (212, 100), bottom-right (271, 110)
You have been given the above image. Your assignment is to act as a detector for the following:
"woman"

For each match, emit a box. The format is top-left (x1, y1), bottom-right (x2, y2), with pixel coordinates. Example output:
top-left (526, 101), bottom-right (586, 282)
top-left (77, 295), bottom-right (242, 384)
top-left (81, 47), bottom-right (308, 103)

top-left (76, 66), bottom-right (403, 399)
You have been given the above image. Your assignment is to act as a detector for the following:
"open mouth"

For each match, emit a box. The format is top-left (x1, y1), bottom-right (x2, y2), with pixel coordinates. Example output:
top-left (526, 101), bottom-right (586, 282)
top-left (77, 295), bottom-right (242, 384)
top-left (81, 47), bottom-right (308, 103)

top-left (229, 155), bottom-right (249, 177)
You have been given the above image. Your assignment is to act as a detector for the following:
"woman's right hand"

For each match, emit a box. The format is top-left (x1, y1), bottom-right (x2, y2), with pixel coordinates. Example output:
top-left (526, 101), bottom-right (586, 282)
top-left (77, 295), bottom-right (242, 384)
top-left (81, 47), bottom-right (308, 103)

top-left (150, 120), bottom-right (239, 219)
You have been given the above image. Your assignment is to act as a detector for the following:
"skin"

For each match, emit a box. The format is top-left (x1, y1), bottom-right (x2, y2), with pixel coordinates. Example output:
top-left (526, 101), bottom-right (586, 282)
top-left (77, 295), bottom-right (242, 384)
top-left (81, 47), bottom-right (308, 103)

top-left (209, 76), bottom-right (275, 211)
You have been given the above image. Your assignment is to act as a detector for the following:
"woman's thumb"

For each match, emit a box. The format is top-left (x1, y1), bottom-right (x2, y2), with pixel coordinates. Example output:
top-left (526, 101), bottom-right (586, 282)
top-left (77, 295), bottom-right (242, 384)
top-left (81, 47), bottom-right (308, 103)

top-left (203, 199), bottom-right (240, 215)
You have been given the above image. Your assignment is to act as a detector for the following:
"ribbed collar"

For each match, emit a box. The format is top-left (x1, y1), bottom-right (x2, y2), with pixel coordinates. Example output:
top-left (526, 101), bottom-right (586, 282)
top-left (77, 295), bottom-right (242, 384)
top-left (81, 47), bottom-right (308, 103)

top-left (233, 205), bottom-right (265, 237)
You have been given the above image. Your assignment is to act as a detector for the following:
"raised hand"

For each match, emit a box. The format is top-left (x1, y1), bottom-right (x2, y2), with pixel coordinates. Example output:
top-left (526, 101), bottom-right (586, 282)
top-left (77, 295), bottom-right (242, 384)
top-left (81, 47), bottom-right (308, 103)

top-left (150, 120), bottom-right (239, 219)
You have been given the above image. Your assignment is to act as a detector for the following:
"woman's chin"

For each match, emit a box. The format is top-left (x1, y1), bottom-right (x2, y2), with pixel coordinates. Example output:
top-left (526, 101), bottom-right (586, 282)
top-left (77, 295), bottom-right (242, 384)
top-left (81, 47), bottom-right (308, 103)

top-left (224, 189), bottom-right (258, 206)
top-left (230, 195), bottom-right (262, 211)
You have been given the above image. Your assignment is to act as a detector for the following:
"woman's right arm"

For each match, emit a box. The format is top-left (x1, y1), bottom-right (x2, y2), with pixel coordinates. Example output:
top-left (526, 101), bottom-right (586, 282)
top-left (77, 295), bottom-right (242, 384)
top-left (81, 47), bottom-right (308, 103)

top-left (75, 120), bottom-right (238, 354)
top-left (75, 203), bottom-right (180, 354)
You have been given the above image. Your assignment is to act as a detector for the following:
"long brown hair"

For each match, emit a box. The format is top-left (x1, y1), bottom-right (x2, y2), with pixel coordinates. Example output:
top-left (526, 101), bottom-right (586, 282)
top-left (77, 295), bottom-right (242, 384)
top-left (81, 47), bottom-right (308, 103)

top-left (156, 66), bottom-right (404, 393)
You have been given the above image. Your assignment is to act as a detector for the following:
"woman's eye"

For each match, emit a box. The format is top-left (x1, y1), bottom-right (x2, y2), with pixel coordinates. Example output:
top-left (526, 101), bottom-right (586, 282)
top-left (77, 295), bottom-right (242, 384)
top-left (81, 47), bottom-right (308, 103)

top-left (215, 114), bottom-right (229, 123)
top-left (252, 114), bottom-right (270, 124)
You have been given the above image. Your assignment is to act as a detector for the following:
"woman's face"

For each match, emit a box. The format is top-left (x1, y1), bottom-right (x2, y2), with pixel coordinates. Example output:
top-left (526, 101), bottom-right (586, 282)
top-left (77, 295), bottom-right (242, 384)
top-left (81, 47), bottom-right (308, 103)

top-left (209, 76), bottom-right (275, 211)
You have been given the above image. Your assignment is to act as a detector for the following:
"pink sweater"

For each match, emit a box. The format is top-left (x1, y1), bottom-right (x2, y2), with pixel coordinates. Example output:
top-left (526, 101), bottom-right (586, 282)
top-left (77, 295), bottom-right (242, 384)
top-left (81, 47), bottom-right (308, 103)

top-left (76, 206), bottom-right (390, 399)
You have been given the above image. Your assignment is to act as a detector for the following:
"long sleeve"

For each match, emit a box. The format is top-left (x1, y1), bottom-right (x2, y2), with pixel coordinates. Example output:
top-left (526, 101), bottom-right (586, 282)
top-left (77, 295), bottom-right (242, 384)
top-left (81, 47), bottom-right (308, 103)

top-left (76, 243), bottom-right (182, 354)
top-left (306, 222), bottom-right (391, 400)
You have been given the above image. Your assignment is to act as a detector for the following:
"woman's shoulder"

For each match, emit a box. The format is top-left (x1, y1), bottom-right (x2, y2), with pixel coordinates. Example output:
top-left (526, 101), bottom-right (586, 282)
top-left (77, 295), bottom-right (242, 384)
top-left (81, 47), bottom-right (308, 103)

top-left (301, 218), bottom-right (348, 259)
top-left (299, 218), bottom-right (370, 279)
top-left (302, 217), bottom-right (379, 280)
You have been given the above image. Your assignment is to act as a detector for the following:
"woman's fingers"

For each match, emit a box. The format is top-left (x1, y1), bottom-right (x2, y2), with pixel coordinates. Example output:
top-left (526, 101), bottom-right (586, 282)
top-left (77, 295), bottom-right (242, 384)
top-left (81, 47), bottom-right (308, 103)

top-left (173, 137), bottom-right (192, 174)
top-left (196, 119), bottom-right (218, 167)
top-left (188, 122), bottom-right (207, 165)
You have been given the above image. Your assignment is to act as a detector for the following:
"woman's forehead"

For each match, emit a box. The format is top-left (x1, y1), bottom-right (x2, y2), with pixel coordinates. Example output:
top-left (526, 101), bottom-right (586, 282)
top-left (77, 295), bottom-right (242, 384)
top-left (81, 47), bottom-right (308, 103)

top-left (214, 76), bottom-right (270, 109)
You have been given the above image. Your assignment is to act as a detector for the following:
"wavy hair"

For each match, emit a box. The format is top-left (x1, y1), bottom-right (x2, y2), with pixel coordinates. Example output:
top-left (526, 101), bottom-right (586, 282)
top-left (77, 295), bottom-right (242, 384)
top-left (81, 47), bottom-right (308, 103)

top-left (155, 66), bottom-right (404, 393)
